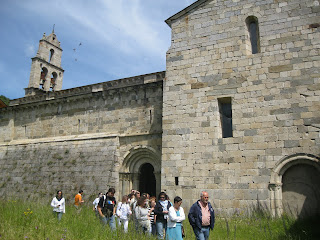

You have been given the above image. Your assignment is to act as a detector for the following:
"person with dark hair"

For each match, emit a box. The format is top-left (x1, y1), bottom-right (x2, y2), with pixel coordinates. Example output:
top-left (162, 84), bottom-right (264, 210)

top-left (74, 190), bottom-right (84, 211)
top-left (93, 192), bottom-right (103, 217)
top-left (154, 192), bottom-right (172, 239)
top-left (51, 190), bottom-right (65, 221)
top-left (135, 196), bottom-right (151, 234)
top-left (98, 187), bottom-right (117, 231)
top-left (141, 192), bottom-right (150, 208)
top-left (188, 191), bottom-right (215, 240)
top-left (166, 196), bottom-right (185, 240)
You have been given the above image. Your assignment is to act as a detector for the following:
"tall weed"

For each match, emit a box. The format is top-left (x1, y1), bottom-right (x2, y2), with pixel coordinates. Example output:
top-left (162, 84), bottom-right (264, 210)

top-left (0, 200), bottom-right (318, 239)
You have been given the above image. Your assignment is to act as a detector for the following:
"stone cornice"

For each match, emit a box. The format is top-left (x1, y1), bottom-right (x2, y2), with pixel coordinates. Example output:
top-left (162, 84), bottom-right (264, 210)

top-left (165, 0), bottom-right (208, 27)
top-left (39, 39), bottom-right (63, 51)
top-left (31, 57), bottom-right (64, 71)
top-left (0, 131), bottom-right (162, 146)
top-left (5, 71), bottom-right (165, 110)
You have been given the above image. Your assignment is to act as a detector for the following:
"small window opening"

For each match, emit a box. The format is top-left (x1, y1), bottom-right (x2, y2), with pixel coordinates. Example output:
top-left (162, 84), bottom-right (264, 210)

top-left (150, 110), bottom-right (152, 123)
top-left (50, 72), bottom-right (57, 91)
top-left (218, 97), bottom-right (233, 138)
top-left (246, 16), bottom-right (260, 54)
top-left (175, 177), bottom-right (179, 186)
top-left (40, 67), bottom-right (48, 89)
top-left (49, 49), bottom-right (54, 62)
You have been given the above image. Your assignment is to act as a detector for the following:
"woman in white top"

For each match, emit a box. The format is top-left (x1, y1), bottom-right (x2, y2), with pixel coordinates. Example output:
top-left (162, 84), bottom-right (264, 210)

top-left (51, 190), bottom-right (65, 221)
top-left (166, 196), bottom-right (185, 240)
top-left (93, 192), bottom-right (103, 217)
top-left (116, 195), bottom-right (132, 233)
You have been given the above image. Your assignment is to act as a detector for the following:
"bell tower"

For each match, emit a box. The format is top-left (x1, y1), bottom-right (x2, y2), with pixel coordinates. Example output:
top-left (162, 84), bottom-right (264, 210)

top-left (25, 28), bottom-right (64, 96)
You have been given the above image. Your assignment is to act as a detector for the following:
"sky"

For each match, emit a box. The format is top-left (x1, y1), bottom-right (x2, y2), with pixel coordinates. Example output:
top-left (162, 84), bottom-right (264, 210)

top-left (0, 0), bottom-right (196, 100)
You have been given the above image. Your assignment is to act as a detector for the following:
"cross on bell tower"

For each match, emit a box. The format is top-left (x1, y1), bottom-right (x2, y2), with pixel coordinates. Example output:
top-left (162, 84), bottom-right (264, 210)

top-left (25, 27), bottom-right (64, 96)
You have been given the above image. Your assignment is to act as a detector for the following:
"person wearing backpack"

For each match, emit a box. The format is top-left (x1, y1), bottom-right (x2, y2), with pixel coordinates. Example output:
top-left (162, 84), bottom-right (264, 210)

top-left (97, 188), bottom-right (117, 231)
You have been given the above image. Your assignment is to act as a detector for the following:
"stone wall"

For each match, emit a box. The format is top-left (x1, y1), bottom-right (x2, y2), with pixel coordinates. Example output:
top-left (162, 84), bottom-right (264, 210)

top-left (163, 0), bottom-right (320, 214)
top-left (1, 72), bottom-right (164, 142)
top-left (0, 0), bottom-right (319, 216)
top-left (0, 135), bottom-right (119, 202)
top-left (0, 72), bottom-right (164, 202)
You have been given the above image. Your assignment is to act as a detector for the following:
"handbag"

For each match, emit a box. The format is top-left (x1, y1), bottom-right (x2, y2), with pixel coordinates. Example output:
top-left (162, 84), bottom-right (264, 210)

top-left (181, 225), bottom-right (185, 238)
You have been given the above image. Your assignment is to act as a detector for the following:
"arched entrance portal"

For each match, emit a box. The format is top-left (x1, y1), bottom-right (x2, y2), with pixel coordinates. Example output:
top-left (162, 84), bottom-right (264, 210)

top-left (269, 153), bottom-right (320, 218)
top-left (139, 163), bottom-right (156, 197)
top-left (119, 146), bottom-right (161, 199)
top-left (282, 164), bottom-right (320, 218)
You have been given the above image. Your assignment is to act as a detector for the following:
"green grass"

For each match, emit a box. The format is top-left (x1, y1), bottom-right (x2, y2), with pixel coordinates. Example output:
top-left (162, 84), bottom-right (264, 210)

top-left (0, 200), bottom-right (319, 239)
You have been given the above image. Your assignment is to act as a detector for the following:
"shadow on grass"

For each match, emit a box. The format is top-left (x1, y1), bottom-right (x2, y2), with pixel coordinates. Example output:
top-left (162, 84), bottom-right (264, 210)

top-left (278, 214), bottom-right (320, 240)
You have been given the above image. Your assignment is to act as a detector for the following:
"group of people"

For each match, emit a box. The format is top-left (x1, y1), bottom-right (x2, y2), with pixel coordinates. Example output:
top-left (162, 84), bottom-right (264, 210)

top-left (51, 188), bottom-right (215, 240)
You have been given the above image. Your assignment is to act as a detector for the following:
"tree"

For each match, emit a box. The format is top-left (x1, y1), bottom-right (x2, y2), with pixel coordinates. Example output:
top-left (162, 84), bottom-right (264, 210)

top-left (0, 95), bottom-right (10, 105)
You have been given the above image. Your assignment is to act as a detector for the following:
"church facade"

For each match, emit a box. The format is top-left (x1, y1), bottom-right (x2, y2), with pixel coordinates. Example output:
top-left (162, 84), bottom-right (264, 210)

top-left (0, 0), bottom-right (319, 217)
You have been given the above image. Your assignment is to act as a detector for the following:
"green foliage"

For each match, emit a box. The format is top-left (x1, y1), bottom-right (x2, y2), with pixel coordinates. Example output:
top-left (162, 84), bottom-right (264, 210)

top-left (0, 95), bottom-right (10, 105)
top-left (0, 200), bottom-right (319, 239)
top-left (0, 200), bottom-right (158, 240)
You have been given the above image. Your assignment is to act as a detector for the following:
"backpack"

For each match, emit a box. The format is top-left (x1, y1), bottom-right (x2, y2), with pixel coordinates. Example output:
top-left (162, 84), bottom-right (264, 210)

top-left (101, 195), bottom-right (116, 217)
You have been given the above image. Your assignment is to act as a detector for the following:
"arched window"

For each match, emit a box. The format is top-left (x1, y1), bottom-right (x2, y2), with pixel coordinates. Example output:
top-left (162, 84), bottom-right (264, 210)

top-left (40, 67), bottom-right (48, 89)
top-left (49, 49), bottom-right (54, 62)
top-left (50, 72), bottom-right (57, 91)
top-left (245, 16), bottom-right (260, 54)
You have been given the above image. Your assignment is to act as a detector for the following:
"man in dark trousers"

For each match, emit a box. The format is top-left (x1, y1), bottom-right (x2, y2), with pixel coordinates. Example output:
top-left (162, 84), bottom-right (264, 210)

top-left (188, 191), bottom-right (215, 240)
top-left (97, 187), bottom-right (117, 231)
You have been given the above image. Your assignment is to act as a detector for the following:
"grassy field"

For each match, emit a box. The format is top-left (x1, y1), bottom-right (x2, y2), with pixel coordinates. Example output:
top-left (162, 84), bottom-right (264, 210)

top-left (0, 200), bottom-right (319, 239)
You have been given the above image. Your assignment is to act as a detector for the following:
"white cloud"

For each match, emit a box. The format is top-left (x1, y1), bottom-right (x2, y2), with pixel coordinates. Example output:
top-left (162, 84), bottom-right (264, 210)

top-left (60, 0), bottom-right (167, 57)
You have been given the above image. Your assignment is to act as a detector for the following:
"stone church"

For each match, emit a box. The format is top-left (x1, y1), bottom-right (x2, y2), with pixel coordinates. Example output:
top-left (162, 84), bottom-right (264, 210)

top-left (0, 0), bottom-right (319, 217)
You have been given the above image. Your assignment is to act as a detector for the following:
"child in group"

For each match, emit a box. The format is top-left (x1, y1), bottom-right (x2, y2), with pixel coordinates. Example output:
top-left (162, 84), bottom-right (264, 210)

top-left (116, 195), bottom-right (132, 233)
top-left (148, 197), bottom-right (157, 235)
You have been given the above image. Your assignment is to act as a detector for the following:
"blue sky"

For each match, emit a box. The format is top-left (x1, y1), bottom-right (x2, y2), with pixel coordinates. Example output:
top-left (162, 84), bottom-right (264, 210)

top-left (0, 0), bottom-right (196, 100)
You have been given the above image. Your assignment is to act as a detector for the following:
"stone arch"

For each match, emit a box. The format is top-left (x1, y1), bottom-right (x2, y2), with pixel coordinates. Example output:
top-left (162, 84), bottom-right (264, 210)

top-left (40, 67), bottom-right (48, 89)
top-left (269, 153), bottom-right (320, 217)
top-left (49, 49), bottom-right (54, 62)
top-left (50, 72), bottom-right (57, 91)
top-left (119, 146), bottom-right (161, 198)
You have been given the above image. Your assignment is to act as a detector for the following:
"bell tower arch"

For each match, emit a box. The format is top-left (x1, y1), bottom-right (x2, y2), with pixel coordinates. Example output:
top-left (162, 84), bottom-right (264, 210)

top-left (25, 29), bottom-right (64, 96)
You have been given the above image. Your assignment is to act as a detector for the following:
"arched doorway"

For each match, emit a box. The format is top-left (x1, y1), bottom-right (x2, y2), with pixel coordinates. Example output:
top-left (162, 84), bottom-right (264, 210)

top-left (119, 146), bottom-right (161, 199)
top-left (282, 164), bottom-right (320, 218)
top-left (139, 163), bottom-right (156, 197)
top-left (269, 153), bottom-right (320, 217)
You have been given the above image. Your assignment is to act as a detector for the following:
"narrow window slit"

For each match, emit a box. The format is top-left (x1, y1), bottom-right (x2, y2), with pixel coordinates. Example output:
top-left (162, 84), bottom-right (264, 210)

top-left (175, 177), bottom-right (179, 186)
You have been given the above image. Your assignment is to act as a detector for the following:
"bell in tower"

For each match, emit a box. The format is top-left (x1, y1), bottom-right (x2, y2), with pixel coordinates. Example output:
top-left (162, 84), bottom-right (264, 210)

top-left (25, 27), bottom-right (64, 96)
